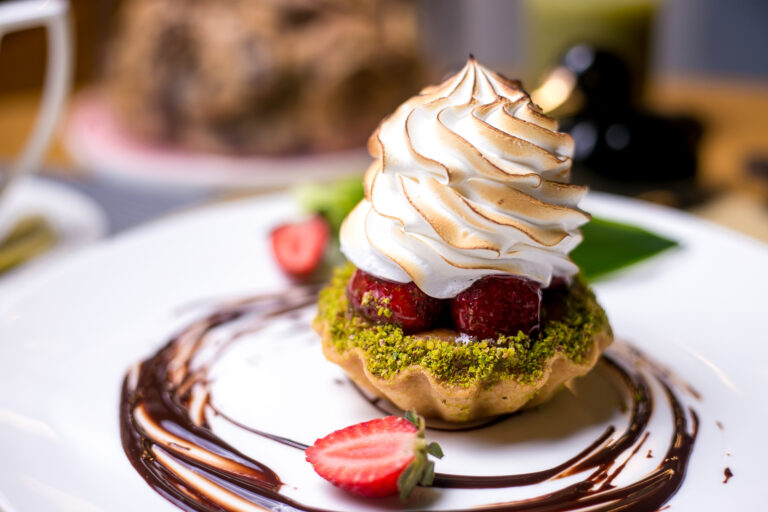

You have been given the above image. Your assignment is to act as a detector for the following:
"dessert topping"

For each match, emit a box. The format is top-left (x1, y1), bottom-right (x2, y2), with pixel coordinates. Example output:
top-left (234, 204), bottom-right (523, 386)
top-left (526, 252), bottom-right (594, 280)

top-left (340, 57), bottom-right (590, 298)
top-left (347, 268), bottom-right (445, 333)
top-left (270, 216), bottom-right (329, 278)
top-left (305, 412), bottom-right (443, 500)
top-left (450, 275), bottom-right (542, 339)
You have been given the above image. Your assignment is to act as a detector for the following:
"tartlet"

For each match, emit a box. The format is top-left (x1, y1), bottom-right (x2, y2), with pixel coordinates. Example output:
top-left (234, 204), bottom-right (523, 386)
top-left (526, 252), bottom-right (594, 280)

top-left (314, 264), bottom-right (611, 422)
top-left (314, 58), bottom-right (613, 422)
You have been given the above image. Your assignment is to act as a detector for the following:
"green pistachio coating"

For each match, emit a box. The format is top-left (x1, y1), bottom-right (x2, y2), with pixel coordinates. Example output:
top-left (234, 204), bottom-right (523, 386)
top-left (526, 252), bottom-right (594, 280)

top-left (317, 264), bottom-right (610, 387)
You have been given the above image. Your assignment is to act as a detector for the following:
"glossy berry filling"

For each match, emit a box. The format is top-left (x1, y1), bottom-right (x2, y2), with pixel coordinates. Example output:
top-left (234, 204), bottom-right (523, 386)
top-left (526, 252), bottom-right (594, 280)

top-left (450, 275), bottom-right (542, 339)
top-left (347, 269), bottom-right (445, 333)
top-left (346, 270), bottom-right (571, 339)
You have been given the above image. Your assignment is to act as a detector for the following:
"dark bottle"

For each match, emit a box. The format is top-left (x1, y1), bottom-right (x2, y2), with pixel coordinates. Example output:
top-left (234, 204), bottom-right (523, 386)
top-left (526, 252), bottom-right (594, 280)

top-left (553, 45), bottom-right (701, 196)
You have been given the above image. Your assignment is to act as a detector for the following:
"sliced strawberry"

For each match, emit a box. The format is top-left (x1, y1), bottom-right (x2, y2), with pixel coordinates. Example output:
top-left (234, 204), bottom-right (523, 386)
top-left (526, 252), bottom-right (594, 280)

top-left (347, 269), bottom-right (445, 333)
top-left (270, 216), bottom-right (329, 278)
top-left (305, 412), bottom-right (443, 500)
top-left (450, 274), bottom-right (541, 339)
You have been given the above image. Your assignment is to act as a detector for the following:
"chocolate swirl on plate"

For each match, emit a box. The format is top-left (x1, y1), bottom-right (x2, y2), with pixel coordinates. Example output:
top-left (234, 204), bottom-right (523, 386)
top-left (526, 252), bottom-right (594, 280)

top-left (120, 287), bottom-right (698, 511)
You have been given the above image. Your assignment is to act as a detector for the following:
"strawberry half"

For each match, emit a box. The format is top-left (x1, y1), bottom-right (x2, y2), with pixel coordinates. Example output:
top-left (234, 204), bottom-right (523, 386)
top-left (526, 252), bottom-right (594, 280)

top-left (270, 216), bottom-right (330, 278)
top-left (347, 269), bottom-right (445, 333)
top-left (450, 274), bottom-right (541, 339)
top-left (305, 412), bottom-right (443, 500)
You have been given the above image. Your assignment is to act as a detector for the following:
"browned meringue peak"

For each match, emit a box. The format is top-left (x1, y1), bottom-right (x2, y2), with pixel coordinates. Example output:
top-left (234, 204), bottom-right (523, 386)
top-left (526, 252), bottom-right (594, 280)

top-left (340, 57), bottom-right (590, 298)
top-left (401, 176), bottom-right (573, 250)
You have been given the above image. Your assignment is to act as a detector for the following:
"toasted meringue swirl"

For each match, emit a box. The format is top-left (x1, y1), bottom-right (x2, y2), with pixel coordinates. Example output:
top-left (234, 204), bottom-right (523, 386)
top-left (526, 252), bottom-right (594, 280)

top-left (340, 58), bottom-right (590, 298)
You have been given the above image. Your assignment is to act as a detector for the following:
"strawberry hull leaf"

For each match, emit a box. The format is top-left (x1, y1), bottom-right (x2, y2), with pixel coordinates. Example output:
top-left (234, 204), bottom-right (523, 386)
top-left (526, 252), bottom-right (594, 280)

top-left (396, 412), bottom-right (443, 501)
top-left (426, 441), bottom-right (444, 458)
top-left (405, 410), bottom-right (422, 429)
top-left (420, 460), bottom-right (436, 486)
top-left (397, 461), bottom-right (422, 501)
top-left (305, 412), bottom-right (443, 502)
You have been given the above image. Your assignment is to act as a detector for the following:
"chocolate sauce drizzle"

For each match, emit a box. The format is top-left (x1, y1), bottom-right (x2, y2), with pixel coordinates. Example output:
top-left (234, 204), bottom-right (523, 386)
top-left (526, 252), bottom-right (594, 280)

top-left (120, 289), bottom-right (700, 512)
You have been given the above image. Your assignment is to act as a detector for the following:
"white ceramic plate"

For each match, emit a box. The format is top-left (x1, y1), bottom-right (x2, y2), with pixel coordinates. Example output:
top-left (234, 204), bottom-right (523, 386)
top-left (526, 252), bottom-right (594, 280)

top-left (64, 92), bottom-right (370, 191)
top-left (0, 175), bottom-right (107, 296)
top-left (0, 192), bottom-right (765, 512)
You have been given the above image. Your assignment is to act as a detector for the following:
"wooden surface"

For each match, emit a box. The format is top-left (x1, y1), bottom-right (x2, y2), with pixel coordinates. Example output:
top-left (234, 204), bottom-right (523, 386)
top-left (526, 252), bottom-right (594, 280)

top-left (0, 89), bottom-right (74, 169)
top-left (649, 76), bottom-right (768, 193)
top-left (1, 76), bottom-right (767, 242)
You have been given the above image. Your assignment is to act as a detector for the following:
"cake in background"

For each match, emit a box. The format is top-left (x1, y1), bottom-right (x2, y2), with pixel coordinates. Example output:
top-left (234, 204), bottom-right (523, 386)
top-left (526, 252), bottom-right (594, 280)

top-left (103, 0), bottom-right (424, 155)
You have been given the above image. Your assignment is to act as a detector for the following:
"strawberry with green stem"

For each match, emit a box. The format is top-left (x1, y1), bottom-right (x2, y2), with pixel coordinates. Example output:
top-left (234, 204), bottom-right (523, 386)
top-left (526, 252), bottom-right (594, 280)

top-left (305, 412), bottom-right (443, 501)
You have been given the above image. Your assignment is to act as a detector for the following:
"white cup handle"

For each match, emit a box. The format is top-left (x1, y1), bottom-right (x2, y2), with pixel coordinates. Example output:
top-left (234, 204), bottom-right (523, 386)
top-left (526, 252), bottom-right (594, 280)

top-left (0, 0), bottom-right (72, 191)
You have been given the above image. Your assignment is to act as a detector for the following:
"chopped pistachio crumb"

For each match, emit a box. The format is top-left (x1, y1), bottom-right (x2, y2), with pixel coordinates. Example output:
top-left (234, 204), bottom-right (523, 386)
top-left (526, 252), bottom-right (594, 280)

top-left (317, 263), bottom-right (610, 388)
top-left (360, 291), bottom-right (393, 318)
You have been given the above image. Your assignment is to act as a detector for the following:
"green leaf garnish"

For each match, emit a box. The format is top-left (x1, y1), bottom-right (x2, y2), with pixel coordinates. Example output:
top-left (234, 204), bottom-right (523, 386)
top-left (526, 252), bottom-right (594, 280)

top-left (293, 177), bottom-right (364, 234)
top-left (571, 217), bottom-right (678, 281)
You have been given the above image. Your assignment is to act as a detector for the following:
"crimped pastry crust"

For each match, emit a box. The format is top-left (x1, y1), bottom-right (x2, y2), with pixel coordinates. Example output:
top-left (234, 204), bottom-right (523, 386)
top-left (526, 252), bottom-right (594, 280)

top-left (315, 314), bottom-right (612, 423)
top-left (313, 265), bottom-right (613, 423)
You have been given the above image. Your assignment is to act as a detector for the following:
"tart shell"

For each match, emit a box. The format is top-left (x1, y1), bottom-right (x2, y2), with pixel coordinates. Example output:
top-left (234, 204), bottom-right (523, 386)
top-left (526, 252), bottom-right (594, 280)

top-left (313, 264), bottom-right (613, 423)
top-left (315, 317), bottom-right (612, 423)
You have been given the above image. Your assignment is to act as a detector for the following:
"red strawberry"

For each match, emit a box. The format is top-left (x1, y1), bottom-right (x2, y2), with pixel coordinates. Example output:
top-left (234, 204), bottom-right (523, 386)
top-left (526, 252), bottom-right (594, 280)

top-left (547, 275), bottom-right (571, 290)
top-left (450, 275), bottom-right (541, 339)
top-left (347, 269), bottom-right (445, 333)
top-left (542, 275), bottom-right (572, 323)
top-left (305, 412), bottom-right (443, 500)
top-left (270, 216), bottom-right (329, 278)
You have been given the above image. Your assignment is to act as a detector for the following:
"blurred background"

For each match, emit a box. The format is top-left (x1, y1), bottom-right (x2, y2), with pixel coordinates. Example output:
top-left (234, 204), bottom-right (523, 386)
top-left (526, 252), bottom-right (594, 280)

top-left (1, 0), bottom-right (767, 278)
